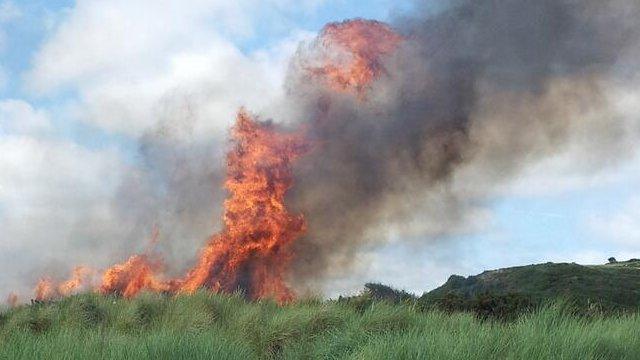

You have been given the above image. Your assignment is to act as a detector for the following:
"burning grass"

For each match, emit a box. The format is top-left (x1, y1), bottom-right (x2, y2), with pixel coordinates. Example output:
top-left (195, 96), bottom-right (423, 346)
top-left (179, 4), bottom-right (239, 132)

top-left (0, 292), bottom-right (639, 359)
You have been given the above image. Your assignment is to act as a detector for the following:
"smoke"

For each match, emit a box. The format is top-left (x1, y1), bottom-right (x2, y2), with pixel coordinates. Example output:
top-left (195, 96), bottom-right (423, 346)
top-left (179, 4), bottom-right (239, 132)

top-left (283, 0), bottom-right (640, 291)
top-left (111, 102), bottom-right (227, 275)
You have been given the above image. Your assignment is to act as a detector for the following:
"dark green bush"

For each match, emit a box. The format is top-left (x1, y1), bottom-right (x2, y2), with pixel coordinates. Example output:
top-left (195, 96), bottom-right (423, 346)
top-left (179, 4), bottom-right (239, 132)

top-left (423, 292), bottom-right (534, 321)
top-left (363, 283), bottom-right (416, 304)
top-left (471, 292), bottom-right (534, 321)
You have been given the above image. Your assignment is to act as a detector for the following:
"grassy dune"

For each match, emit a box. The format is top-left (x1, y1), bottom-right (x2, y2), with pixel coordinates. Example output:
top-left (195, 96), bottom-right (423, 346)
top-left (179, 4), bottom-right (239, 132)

top-left (0, 291), bottom-right (638, 359)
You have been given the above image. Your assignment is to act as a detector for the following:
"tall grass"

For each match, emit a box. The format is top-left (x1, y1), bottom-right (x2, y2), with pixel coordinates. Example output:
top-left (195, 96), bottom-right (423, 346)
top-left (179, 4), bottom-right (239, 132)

top-left (0, 292), bottom-right (638, 359)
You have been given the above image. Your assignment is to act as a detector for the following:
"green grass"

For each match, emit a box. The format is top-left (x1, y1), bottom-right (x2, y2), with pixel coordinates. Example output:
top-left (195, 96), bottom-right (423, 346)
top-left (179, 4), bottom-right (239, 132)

top-left (1, 291), bottom-right (639, 359)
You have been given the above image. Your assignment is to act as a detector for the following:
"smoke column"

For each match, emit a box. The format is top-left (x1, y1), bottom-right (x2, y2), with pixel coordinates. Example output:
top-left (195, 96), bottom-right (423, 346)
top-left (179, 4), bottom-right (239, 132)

top-left (283, 0), bottom-right (640, 291)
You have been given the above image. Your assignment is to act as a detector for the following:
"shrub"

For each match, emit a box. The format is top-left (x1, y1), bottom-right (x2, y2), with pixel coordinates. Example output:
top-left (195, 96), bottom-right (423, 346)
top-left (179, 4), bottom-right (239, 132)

top-left (363, 283), bottom-right (416, 304)
top-left (424, 292), bottom-right (534, 321)
top-left (471, 293), bottom-right (534, 321)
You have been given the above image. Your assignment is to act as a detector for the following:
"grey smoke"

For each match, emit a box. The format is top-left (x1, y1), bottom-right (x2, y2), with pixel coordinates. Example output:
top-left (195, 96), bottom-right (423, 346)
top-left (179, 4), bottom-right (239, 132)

top-left (112, 96), bottom-right (227, 275)
top-left (284, 0), bottom-right (640, 291)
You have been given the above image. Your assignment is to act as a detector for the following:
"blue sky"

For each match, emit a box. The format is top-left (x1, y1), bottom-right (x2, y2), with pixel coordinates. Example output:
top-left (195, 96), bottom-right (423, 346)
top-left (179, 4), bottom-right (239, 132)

top-left (1, 0), bottom-right (639, 297)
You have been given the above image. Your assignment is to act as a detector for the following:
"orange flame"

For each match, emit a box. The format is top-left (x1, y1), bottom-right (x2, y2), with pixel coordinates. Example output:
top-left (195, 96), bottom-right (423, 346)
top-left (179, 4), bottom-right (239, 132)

top-left (97, 225), bottom-right (168, 298)
top-left (99, 255), bottom-right (170, 298)
top-left (34, 278), bottom-right (55, 301)
top-left (33, 266), bottom-right (94, 301)
top-left (58, 266), bottom-right (93, 296)
top-left (178, 110), bottom-right (308, 302)
top-left (308, 19), bottom-right (402, 96)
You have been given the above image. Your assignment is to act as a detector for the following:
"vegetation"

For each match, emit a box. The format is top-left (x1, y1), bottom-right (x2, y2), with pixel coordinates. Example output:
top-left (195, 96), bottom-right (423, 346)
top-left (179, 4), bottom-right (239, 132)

top-left (422, 259), bottom-right (640, 312)
top-left (0, 290), bottom-right (639, 359)
top-left (2, 260), bottom-right (639, 359)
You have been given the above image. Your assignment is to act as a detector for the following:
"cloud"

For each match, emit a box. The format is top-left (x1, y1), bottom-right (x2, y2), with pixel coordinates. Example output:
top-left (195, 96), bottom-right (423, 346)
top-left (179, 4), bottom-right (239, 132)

top-left (0, 99), bottom-right (52, 136)
top-left (25, 0), bottom-right (320, 137)
top-left (0, 99), bottom-right (132, 300)
top-left (589, 196), bottom-right (640, 249)
top-left (0, 136), bottom-right (128, 300)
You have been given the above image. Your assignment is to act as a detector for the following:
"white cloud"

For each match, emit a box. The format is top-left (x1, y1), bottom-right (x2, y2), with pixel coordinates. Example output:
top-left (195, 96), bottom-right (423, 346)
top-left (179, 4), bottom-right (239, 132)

top-left (0, 99), bottom-right (52, 136)
top-left (589, 196), bottom-right (640, 248)
top-left (0, 98), bottom-right (134, 301)
top-left (0, 134), bottom-right (130, 299)
top-left (25, 0), bottom-right (320, 138)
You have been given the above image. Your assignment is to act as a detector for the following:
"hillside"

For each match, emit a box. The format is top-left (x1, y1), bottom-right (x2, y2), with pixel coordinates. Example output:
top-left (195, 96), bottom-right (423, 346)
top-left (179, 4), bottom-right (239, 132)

top-left (421, 259), bottom-right (640, 310)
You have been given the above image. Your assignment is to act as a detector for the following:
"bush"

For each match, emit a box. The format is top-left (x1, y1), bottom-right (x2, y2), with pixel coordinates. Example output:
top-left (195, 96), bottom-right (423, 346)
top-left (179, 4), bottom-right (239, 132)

top-left (424, 292), bottom-right (534, 321)
top-left (363, 283), bottom-right (416, 304)
top-left (471, 293), bottom-right (534, 321)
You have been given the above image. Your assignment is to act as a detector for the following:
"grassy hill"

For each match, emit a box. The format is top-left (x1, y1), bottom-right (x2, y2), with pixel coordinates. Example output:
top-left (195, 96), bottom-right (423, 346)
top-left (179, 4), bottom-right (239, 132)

top-left (420, 259), bottom-right (640, 311)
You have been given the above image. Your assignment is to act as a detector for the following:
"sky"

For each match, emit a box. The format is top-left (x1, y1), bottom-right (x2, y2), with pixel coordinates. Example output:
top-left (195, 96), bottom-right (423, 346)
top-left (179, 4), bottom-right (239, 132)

top-left (0, 0), bottom-right (639, 298)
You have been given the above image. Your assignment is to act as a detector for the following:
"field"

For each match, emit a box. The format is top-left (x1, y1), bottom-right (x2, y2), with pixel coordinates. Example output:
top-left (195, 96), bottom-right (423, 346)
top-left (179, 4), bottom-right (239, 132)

top-left (1, 291), bottom-right (639, 360)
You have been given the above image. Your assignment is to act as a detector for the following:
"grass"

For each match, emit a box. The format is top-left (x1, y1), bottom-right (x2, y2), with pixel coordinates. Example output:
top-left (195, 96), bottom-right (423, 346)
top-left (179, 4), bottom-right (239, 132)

top-left (0, 291), bottom-right (638, 359)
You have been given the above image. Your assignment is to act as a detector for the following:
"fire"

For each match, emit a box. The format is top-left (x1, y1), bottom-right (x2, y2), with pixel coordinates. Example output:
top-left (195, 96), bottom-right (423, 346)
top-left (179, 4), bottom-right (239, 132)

top-left (34, 278), bottom-right (55, 301)
top-left (308, 19), bottom-right (402, 96)
top-left (33, 266), bottom-right (94, 301)
top-left (58, 266), bottom-right (93, 296)
top-left (99, 255), bottom-right (169, 298)
top-left (98, 226), bottom-right (169, 298)
top-left (27, 110), bottom-right (308, 303)
top-left (21, 18), bottom-right (399, 305)
top-left (178, 110), bottom-right (308, 303)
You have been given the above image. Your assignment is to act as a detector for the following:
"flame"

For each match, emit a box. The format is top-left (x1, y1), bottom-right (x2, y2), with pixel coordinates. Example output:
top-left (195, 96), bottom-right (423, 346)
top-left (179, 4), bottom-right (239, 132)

top-left (97, 225), bottom-right (169, 298)
top-left (58, 266), bottom-right (93, 296)
top-left (33, 266), bottom-right (94, 301)
top-left (308, 19), bottom-right (402, 95)
top-left (178, 110), bottom-right (308, 303)
top-left (99, 255), bottom-right (170, 298)
top-left (34, 278), bottom-right (55, 301)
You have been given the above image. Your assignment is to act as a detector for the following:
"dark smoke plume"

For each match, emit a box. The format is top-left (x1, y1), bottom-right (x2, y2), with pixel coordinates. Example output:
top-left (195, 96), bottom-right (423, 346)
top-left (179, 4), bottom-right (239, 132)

top-left (285, 0), bottom-right (640, 291)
